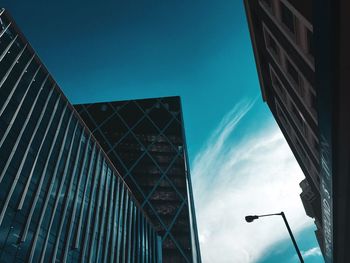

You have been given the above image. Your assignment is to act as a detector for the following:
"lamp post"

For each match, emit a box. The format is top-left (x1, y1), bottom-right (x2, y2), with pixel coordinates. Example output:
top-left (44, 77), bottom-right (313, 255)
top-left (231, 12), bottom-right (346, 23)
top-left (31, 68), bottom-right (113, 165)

top-left (245, 212), bottom-right (304, 263)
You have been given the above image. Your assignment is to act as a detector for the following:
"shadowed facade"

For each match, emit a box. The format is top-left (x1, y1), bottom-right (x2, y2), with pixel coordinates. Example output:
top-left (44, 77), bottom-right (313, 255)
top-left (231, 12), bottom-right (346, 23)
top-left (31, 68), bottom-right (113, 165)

top-left (245, 0), bottom-right (350, 262)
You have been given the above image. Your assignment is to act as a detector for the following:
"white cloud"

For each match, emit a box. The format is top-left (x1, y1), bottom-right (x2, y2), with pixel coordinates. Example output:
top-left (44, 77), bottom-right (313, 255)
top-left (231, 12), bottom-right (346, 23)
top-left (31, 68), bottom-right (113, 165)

top-left (192, 100), bottom-right (314, 263)
top-left (302, 247), bottom-right (322, 258)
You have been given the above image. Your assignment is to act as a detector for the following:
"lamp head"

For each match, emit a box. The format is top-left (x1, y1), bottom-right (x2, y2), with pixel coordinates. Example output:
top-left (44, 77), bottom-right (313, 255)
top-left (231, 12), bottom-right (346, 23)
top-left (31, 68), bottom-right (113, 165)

top-left (245, 215), bottom-right (259, 223)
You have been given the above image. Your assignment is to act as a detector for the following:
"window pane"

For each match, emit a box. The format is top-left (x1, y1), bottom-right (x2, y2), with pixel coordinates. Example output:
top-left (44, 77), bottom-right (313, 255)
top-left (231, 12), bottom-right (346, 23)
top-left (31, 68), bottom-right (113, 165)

top-left (292, 104), bottom-right (303, 126)
top-left (261, 0), bottom-right (272, 8)
top-left (271, 70), bottom-right (285, 99)
top-left (310, 92), bottom-right (317, 115)
top-left (307, 29), bottom-right (314, 57)
top-left (281, 2), bottom-right (295, 34)
top-left (268, 34), bottom-right (278, 56)
top-left (286, 59), bottom-right (299, 84)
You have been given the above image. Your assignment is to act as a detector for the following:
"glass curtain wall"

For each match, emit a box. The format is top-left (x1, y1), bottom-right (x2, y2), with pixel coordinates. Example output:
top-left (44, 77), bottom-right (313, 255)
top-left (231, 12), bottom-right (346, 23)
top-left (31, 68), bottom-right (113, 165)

top-left (0, 9), bottom-right (160, 263)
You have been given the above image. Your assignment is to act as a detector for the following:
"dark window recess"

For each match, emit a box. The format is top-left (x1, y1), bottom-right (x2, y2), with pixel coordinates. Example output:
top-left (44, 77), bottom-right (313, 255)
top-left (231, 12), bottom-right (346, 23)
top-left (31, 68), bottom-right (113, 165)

top-left (310, 93), bottom-right (317, 111)
top-left (281, 2), bottom-right (295, 34)
top-left (286, 59), bottom-right (299, 84)
top-left (276, 103), bottom-right (289, 130)
top-left (261, 0), bottom-right (272, 8)
top-left (313, 137), bottom-right (320, 153)
top-left (307, 29), bottom-right (314, 57)
top-left (292, 104), bottom-right (303, 127)
top-left (268, 34), bottom-right (279, 56)
top-left (272, 72), bottom-right (284, 97)
top-left (295, 138), bottom-right (307, 163)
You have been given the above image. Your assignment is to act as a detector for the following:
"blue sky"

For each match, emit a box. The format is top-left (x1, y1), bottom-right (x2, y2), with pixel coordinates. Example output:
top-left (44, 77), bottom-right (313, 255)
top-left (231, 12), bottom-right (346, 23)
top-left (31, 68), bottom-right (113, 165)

top-left (3, 1), bottom-right (324, 262)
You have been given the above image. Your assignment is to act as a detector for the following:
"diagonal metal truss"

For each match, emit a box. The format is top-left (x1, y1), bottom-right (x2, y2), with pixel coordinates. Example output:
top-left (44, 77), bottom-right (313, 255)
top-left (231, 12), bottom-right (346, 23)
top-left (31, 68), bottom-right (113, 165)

top-left (75, 97), bottom-right (200, 262)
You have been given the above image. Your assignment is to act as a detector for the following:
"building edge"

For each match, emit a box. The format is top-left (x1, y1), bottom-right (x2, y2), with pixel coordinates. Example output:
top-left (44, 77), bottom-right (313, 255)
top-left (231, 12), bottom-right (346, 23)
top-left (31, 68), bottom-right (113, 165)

top-left (178, 97), bottom-right (202, 263)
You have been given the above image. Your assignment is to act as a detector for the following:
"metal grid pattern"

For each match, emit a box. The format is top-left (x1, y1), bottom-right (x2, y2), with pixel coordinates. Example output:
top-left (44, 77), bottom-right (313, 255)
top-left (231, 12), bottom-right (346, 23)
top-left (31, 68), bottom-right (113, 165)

top-left (0, 9), bottom-right (160, 263)
top-left (75, 97), bottom-right (201, 263)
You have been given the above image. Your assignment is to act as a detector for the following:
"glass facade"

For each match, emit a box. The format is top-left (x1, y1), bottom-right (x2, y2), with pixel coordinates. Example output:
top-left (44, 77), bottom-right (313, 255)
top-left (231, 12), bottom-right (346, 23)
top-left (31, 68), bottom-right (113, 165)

top-left (0, 9), bottom-right (160, 263)
top-left (75, 97), bottom-right (201, 263)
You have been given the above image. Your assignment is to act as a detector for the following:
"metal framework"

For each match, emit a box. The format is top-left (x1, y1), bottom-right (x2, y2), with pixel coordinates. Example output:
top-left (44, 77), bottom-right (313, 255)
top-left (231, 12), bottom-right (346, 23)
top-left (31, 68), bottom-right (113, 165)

top-left (75, 97), bottom-right (201, 263)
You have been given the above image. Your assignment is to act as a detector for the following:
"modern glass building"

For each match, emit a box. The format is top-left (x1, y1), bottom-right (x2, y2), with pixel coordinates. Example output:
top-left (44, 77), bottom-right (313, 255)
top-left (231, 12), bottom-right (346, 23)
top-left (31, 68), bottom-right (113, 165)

top-left (0, 9), bottom-right (161, 263)
top-left (75, 97), bottom-right (201, 263)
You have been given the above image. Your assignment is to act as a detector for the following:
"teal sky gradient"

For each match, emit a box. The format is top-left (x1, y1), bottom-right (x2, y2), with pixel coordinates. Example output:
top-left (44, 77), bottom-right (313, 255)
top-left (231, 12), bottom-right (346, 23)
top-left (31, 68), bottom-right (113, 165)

top-left (3, 1), bottom-right (324, 262)
top-left (3, 0), bottom-right (266, 159)
top-left (258, 226), bottom-right (324, 263)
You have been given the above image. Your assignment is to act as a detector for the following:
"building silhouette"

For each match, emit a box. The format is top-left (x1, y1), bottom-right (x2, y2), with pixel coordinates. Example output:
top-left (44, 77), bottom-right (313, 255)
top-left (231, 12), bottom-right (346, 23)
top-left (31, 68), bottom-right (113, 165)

top-left (75, 97), bottom-right (201, 263)
top-left (0, 9), bottom-right (161, 263)
top-left (245, 0), bottom-right (350, 262)
top-left (243, 0), bottom-right (323, 252)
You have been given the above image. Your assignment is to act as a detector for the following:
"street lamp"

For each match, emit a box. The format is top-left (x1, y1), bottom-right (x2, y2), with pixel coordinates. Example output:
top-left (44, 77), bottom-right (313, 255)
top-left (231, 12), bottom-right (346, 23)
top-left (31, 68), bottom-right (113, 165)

top-left (245, 212), bottom-right (304, 263)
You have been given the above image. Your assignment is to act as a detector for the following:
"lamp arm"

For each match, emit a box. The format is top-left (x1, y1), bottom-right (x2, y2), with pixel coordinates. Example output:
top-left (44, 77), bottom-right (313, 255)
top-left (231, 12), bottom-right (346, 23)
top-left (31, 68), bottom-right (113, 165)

top-left (256, 212), bottom-right (282, 218)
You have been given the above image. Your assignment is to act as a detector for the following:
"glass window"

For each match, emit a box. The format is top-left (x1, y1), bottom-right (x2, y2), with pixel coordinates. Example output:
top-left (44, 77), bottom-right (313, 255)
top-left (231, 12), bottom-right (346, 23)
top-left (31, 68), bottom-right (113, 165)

top-left (310, 93), bottom-right (317, 111)
top-left (291, 104), bottom-right (303, 126)
top-left (307, 29), bottom-right (314, 57)
top-left (295, 137), bottom-right (307, 164)
top-left (312, 137), bottom-right (319, 154)
top-left (0, 16), bottom-right (9, 30)
top-left (0, 26), bottom-right (14, 56)
top-left (271, 70), bottom-right (285, 99)
top-left (266, 32), bottom-right (279, 58)
top-left (281, 2), bottom-right (295, 34)
top-left (261, 0), bottom-right (272, 8)
top-left (286, 59), bottom-right (299, 84)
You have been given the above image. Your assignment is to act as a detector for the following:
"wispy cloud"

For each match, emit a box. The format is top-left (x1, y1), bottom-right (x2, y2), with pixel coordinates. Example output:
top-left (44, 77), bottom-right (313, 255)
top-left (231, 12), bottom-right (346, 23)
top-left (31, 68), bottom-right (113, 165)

top-left (302, 247), bottom-right (322, 258)
top-left (192, 100), bottom-right (314, 263)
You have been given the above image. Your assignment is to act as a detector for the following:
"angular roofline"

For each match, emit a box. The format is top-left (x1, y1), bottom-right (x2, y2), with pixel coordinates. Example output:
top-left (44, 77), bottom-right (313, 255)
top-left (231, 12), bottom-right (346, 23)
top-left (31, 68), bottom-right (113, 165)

top-left (243, 0), bottom-right (268, 101)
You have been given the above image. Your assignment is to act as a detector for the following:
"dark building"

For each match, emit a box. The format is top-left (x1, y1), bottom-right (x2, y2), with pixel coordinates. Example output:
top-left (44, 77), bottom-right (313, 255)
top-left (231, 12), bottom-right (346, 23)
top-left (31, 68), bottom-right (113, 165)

top-left (243, 0), bottom-right (322, 250)
top-left (0, 9), bottom-right (161, 263)
top-left (245, 0), bottom-right (350, 262)
top-left (75, 97), bottom-right (201, 263)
